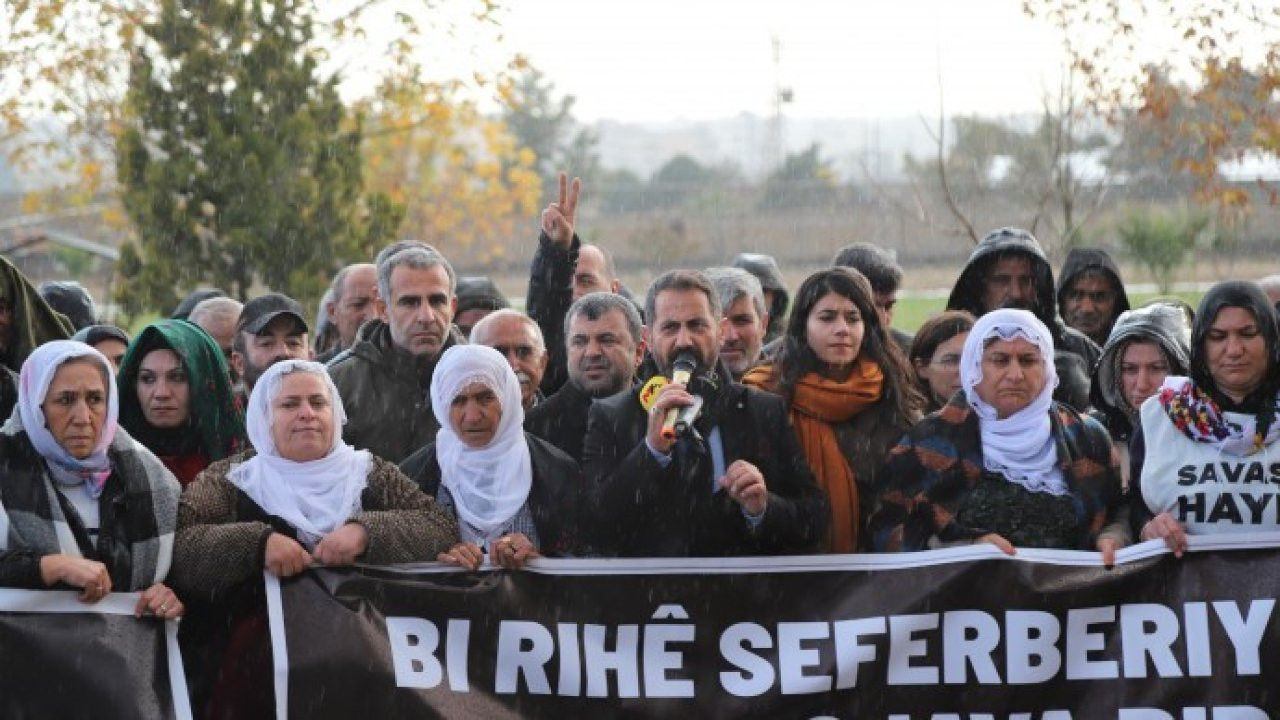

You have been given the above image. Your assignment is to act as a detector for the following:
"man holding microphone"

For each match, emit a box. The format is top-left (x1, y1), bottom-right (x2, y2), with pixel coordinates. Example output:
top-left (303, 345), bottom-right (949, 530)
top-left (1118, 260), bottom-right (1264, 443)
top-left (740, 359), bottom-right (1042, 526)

top-left (582, 269), bottom-right (829, 557)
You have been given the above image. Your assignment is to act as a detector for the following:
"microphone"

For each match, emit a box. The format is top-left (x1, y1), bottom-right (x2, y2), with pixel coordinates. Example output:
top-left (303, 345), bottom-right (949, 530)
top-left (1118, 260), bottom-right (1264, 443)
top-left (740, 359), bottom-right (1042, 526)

top-left (660, 352), bottom-right (698, 440)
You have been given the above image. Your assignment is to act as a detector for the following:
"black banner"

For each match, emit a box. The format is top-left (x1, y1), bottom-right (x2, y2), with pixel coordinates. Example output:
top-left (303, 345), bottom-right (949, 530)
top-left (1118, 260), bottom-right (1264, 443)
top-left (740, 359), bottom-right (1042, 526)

top-left (266, 536), bottom-right (1280, 720)
top-left (0, 590), bottom-right (190, 719)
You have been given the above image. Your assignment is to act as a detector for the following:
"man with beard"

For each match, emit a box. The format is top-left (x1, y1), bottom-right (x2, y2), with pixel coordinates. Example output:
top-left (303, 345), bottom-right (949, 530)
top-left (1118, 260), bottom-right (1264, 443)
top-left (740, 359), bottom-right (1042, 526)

top-left (231, 293), bottom-right (311, 401)
top-left (329, 243), bottom-right (464, 463)
top-left (527, 173), bottom-right (641, 398)
top-left (582, 269), bottom-right (828, 557)
top-left (1057, 248), bottom-right (1131, 347)
top-left (526, 292), bottom-right (646, 462)
top-left (704, 267), bottom-right (768, 380)
top-left (469, 309), bottom-right (548, 412)
top-left (945, 227), bottom-right (1100, 411)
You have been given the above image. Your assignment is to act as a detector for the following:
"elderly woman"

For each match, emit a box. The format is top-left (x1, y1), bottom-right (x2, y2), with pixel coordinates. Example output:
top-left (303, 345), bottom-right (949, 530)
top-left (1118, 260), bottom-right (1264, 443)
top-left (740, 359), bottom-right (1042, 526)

top-left (401, 344), bottom-right (582, 569)
top-left (170, 359), bottom-right (458, 717)
top-left (908, 310), bottom-right (976, 414)
top-left (0, 341), bottom-right (182, 618)
top-left (1089, 302), bottom-right (1192, 485)
top-left (1131, 282), bottom-right (1280, 556)
top-left (118, 319), bottom-right (245, 485)
top-left (743, 267), bottom-right (922, 553)
top-left (869, 309), bottom-right (1127, 561)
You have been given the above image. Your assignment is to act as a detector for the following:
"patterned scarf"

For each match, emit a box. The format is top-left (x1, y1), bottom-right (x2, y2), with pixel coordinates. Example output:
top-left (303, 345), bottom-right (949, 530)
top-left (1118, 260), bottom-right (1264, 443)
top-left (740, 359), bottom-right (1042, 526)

top-left (1157, 376), bottom-right (1280, 456)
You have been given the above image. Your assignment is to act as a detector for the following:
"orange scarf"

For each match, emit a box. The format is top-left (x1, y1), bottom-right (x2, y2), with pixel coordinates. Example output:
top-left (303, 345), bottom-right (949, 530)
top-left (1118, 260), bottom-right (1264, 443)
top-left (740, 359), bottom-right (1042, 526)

top-left (744, 358), bottom-right (884, 552)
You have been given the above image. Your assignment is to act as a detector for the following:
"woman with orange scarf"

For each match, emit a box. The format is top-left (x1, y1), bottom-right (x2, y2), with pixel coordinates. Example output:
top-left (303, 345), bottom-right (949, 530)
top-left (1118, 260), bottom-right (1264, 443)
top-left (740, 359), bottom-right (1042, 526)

top-left (744, 268), bottom-right (922, 552)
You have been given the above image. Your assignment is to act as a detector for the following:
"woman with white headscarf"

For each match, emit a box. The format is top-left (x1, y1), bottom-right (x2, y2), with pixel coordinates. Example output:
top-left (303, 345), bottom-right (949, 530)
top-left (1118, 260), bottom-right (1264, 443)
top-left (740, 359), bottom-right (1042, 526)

top-left (401, 344), bottom-right (584, 570)
top-left (0, 340), bottom-right (182, 617)
top-left (868, 309), bottom-right (1127, 560)
top-left (169, 359), bottom-right (458, 718)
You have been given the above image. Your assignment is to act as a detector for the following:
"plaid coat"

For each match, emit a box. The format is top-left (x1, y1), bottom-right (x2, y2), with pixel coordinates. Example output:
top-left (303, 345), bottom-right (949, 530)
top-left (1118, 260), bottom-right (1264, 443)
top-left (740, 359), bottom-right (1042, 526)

top-left (868, 393), bottom-right (1124, 552)
top-left (0, 424), bottom-right (179, 591)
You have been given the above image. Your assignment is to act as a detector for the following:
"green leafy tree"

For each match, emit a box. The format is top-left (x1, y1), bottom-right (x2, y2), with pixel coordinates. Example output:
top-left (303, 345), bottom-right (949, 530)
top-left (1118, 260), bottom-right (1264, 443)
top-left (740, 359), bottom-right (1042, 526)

top-left (1116, 207), bottom-right (1209, 292)
top-left (115, 0), bottom-right (395, 316)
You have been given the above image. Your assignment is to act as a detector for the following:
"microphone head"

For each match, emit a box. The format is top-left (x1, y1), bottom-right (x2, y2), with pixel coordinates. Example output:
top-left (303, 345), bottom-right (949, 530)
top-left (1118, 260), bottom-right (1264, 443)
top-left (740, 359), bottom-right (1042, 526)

top-left (672, 352), bottom-right (698, 373)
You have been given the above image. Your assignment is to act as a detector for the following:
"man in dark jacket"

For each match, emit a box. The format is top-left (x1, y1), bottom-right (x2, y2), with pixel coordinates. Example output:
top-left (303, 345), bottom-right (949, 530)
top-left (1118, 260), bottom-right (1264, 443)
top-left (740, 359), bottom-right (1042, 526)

top-left (946, 227), bottom-right (1101, 411)
top-left (831, 242), bottom-right (913, 352)
top-left (582, 269), bottom-right (829, 557)
top-left (1057, 247), bottom-right (1131, 347)
top-left (526, 292), bottom-right (645, 462)
top-left (328, 244), bottom-right (464, 463)
top-left (526, 173), bottom-right (632, 398)
top-left (732, 252), bottom-right (789, 344)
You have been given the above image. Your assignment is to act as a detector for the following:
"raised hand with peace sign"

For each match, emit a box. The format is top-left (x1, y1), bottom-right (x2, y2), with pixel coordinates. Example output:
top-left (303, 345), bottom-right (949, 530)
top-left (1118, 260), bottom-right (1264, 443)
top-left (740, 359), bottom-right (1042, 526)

top-left (541, 172), bottom-right (582, 250)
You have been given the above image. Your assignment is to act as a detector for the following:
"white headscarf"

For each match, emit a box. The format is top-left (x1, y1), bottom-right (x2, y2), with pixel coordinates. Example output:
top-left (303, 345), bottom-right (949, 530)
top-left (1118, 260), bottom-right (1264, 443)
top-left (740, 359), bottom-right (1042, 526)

top-left (960, 309), bottom-right (1066, 495)
top-left (429, 344), bottom-right (532, 543)
top-left (10, 340), bottom-right (119, 498)
top-left (229, 360), bottom-right (370, 548)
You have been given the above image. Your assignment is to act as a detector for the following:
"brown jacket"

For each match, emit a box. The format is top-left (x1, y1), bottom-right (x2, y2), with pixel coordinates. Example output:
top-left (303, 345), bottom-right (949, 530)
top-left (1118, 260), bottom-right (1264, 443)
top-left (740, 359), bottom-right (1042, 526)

top-left (169, 450), bottom-right (458, 598)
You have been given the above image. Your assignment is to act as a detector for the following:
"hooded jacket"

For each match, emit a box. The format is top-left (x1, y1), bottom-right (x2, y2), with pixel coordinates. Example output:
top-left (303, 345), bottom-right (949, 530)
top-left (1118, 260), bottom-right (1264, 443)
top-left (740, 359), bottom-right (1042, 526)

top-left (1056, 248), bottom-right (1132, 343)
top-left (1089, 302), bottom-right (1192, 442)
top-left (326, 319), bottom-right (465, 463)
top-left (0, 257), bottom-right (73, 372)
top-left (733, 253), bottom-right (789, 343)
top-left (945, 228), bottom-right (1101, 411)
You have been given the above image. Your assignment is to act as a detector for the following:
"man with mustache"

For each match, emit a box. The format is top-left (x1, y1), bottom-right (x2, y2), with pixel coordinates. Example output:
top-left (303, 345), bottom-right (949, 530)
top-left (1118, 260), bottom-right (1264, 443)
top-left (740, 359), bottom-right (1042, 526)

top-left (527, 172), bottom-right (642, 398)
top-left (582, 269), bottom-right (828, 557)
top-left (1057, 248), bottom-right (1131, 347)
top-left (231, 293), bottom-right (311, 397)
top-left (469, 309), bottom-right (548, 412)
top-left (328, 244), bottom-right (464, 463)
top-left (945, 227), bottom-right (1101, 411)
top-left (526, 292), bottom-right (645, 463)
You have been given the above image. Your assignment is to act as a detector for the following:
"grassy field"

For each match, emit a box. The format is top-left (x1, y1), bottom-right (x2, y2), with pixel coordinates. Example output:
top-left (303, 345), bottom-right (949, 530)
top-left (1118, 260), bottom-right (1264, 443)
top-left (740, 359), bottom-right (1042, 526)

top-left (892, 290), bottom-right (1206, 334)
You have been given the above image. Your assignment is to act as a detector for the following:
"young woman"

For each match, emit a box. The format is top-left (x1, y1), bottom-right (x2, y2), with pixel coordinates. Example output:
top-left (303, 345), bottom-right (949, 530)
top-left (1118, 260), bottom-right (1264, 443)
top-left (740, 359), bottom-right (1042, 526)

top-left (117, 319), bottom-right (245, 484)
top-left (908, 311), bottom-right (975, 414)
top-left (743, 267), bottom-right (922, 552)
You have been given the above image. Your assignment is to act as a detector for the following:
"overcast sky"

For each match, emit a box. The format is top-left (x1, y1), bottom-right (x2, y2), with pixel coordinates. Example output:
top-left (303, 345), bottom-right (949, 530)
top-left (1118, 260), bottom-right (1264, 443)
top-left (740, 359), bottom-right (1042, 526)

top-left (490, 0), bottom-right (1070, 121)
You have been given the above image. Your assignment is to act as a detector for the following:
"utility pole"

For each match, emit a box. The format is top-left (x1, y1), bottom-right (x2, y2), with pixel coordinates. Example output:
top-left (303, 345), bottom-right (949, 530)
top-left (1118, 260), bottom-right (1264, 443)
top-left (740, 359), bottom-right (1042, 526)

top-left (768, 34), bottom-right (793, 176)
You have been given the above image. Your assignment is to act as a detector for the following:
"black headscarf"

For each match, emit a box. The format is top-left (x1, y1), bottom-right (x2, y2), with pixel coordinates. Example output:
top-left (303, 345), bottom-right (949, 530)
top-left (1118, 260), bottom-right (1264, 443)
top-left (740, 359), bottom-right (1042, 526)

top-left (1190, 281), bottom-right (1280, 412)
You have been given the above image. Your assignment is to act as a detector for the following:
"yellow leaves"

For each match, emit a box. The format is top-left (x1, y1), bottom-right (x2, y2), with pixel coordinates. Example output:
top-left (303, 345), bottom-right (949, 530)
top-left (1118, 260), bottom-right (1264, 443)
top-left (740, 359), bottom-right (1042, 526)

top-left (360, 73), bottom-right (540, 263)
top-left (20, 192), bottom-right (44, 215)
top-left (102, 206), bottom-right (128, 229)
top-left (80, 160), bottom-right (103, 192)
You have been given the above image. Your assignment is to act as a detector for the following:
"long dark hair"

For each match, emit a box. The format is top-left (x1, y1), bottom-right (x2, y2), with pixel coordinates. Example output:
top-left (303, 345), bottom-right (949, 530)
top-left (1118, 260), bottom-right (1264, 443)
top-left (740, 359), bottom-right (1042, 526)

top-left (772, 267), bottom-right (922, 423)
top-left (907, 310), bottom-right (975, 407)
top-left (1190, 281), bottom-right (1280, 405)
